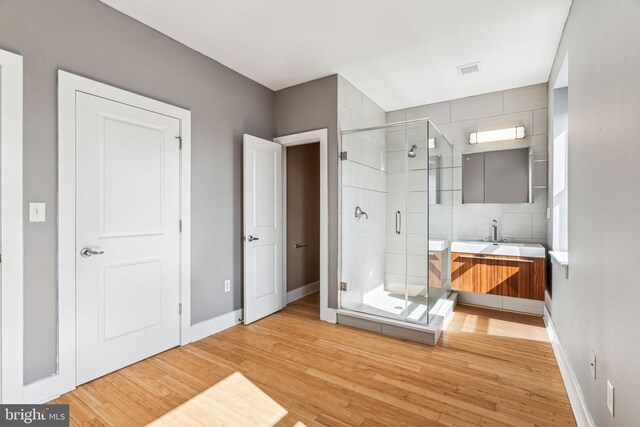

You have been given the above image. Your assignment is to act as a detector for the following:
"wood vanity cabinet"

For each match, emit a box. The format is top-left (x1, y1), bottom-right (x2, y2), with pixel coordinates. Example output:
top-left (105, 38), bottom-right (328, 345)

top-left (428, 251), bottom-right (442, 289)
top-left (451, 252), bottom-right (545, 301)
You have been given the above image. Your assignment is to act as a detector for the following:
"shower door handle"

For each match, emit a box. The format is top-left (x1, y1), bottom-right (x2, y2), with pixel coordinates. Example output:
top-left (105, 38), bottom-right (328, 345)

top-left (395, 211), bottom-right (401, 235)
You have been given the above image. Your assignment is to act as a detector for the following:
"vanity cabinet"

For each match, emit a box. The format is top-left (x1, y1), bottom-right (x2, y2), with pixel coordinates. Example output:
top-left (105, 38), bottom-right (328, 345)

top-left (428, 251), bottom-right (442, 289)
top-left (451, 252), bottom-right (545, 300)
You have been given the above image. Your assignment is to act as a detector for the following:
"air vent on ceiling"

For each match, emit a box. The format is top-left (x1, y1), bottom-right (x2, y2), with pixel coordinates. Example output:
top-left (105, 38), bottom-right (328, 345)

top-left (457, 62), bottom-right (481, 76)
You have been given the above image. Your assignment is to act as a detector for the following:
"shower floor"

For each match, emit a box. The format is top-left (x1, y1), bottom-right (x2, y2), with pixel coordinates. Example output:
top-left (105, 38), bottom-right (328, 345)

top-left (341, 283), bottom-right (447, 324)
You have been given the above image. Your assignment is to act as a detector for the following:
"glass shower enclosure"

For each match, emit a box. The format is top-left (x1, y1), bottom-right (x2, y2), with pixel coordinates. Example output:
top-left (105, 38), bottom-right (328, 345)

top-left (339, 119), bottom-right (453, 325)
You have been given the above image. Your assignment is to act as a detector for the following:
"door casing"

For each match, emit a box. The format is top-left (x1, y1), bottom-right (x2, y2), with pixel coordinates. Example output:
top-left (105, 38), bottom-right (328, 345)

top-left (274, 130), bottom-right (333, 324)
top-left (38, 71), bottom-right (193, 404)
top-left (0, 48), bottom-right (24, 404)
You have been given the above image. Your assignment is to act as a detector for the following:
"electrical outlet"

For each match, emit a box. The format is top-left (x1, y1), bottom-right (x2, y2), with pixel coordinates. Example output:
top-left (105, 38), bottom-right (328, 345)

top-left (590, 351), bottom-right (596, 379)
top-left (607, 380), bottom-right (615, 416)
top-left (29, 202), bottom-right (46, 222)
top-left (224, 279), bottom-right (231, 293)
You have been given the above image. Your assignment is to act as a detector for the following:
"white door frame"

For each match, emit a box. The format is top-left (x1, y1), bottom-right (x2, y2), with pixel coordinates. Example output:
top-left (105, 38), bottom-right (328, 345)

top-left (274, 129), bottom-right (335, 323)
top-left (21, 71), bottom-right (193, 403)
top-left (0, 49), bottom-right (25, 403)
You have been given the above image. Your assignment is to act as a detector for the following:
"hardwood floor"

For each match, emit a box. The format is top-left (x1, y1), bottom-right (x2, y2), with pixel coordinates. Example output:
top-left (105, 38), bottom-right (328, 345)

top-left (52, 293), bottom-right (576, 426)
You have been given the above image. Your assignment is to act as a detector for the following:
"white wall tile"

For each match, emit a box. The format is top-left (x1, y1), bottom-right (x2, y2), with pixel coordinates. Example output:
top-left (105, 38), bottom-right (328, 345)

top-left (406, 101), bottom-right (451, 124)
top-left (385, 232), bottom-right (405, 254)
top-left (503, 83), bottom-right (547, 113)
top-left (386, 129), bottom-right (406, 152)
top-left (338, 77), bottom-right (388, 294)
top-left (362, 95), bottom-right (386, 125)
top-left (338, 104), bottom-right (352, 131)
top-left (501, 213), bottom-right (533, 239)
top-left (386, 151), bottom-right (405, 173)
top-left (452, 213), bottom-right (477, 238)
top-left (451, 92), bottom-right (503, 122)
top-left (532, 214), bottom-right (548, 240)
top-left (533, 108), bottom-right (548, 136)
top-left (386, 109), bottom-right (406, 123)
top-left (475, 110), bottom-right (533, 134)
top-left (407, 191), bottom-right (427, 212)
top-left (437, 120), bottom-right (476, 146)
top-left (338, 76), bottom-right (362, 114)
top-left (474, 213), bottom-right (503, 238)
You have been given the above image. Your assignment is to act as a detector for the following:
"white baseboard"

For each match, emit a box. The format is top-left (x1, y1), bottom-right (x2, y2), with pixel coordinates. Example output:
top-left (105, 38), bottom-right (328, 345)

top-left (323, 307), bottom-right (338, 324)
top-left (22, 373), bottom-right (66, 404)
top-left (544, 307), bottom-right (596, 427)
top-left (286, 281), bottom-right (319, 304)
top-left (190, 309), bottom-right (243, 343)
top-left (18, 309), bottom-right (242, 403)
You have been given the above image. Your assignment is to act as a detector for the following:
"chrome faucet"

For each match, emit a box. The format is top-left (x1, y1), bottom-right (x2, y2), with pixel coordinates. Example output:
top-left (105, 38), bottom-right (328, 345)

top-left (354, 206), bottom-right (368, 220)
top-left (491, 219), bottom-right (498, 242)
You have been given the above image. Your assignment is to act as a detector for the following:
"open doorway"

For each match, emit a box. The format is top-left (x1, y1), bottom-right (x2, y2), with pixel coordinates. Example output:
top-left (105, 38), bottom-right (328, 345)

top-left (284, 143), bottom-right (321, 304)
top-left (243, 129), bottom-right (331, 325)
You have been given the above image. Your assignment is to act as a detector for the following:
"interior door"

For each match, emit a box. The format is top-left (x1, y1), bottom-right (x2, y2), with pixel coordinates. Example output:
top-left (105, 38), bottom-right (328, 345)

top-left (75, 92), bottom-right (181, 385)
top-left (243, 134), bottom-right (283, 324)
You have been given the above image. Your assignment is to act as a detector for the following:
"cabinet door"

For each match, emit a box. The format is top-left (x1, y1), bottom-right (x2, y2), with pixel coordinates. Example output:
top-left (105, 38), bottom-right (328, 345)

top-left (451, 252), bottom-right (494, 293)
top-left (462, 153), bottom-right (485, 203)
top-left (428, 251), bottom-right (442, 289)
top-left (484, 149), bottom-right (530, 203)
top-left (492, 256), bottom-right (533, 297)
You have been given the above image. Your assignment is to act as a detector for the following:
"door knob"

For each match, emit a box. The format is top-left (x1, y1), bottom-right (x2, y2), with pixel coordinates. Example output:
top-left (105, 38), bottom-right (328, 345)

top-left (247, 235), bottom-right (259, 242)
top-left (80, 247), bottom-right (105, 258)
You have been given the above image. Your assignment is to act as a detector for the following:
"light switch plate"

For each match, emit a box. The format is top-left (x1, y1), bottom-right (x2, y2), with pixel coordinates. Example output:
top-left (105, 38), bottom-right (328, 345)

top-left (607, 380), bottom-right (615, 416)
top-left (29, 202), bottom-right (46, 222)
top-left (224, 279), bottom-right (231, 293)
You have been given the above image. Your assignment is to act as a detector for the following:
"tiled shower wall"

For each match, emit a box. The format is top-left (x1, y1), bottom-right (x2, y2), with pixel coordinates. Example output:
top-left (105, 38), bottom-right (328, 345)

top-left (387, 83), bottom-right (549, 244)
top-left (338, 76), bottom-right (387, 304)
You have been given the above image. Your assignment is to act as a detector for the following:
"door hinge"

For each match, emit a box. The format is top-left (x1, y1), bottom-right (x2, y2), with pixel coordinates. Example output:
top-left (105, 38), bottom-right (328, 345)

top-left (179, 220), bottom-right (182, 232)
top-left (176, 136), bottom-right (182, 150)
top-left (339, 282), bottom-right (348, 292)
top-left (339, 151), bottom-right (348, 161)
top-left (179, 303), bottom-right (182, 315)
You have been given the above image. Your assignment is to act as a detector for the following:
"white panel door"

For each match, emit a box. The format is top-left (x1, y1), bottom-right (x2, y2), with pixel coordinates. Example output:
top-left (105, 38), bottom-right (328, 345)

top-left (76, 92), bottom-right (181, 385)
top-left (243, 134), bottom-right (283, 324)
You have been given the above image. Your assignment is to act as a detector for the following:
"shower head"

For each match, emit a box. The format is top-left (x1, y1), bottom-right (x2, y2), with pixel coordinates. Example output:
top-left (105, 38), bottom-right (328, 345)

top-left (408, 145), bottom-right (418, 158)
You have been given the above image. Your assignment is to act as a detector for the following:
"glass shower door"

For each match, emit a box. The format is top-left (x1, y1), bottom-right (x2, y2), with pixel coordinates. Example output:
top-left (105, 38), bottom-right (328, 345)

top-left (403, 121), bottom-right (430, 324)
top-left (427, 121), bottom-right (454, 312)
top-left (339, 120), bottom-right (432, 325)
top-left (339, 126), bottom-right (409, 320)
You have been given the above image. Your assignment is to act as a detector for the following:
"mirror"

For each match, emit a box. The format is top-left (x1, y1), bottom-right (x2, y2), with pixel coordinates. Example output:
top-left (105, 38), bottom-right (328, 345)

top-left (462, 147), bottom-right (532, 204)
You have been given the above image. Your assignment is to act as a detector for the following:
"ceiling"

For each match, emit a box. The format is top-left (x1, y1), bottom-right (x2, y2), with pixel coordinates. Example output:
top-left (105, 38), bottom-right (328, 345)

top-left (99, 0), bottom-right (571, 111)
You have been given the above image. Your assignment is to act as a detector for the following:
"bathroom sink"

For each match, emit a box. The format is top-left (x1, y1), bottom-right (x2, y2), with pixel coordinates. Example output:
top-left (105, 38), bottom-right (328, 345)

top-left (451, 240), bottom-right (545, 258)
top-left (428, 239), bottom-right (449, 252)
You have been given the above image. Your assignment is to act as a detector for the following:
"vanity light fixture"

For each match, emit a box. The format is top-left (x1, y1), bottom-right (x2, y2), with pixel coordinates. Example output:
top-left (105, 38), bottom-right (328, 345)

top-left (469, 126), bottom-right (525, 144)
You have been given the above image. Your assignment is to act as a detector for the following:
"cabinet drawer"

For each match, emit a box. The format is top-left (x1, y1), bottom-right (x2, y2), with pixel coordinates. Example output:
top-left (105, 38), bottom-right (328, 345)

top-left (451, 253), bottom-right (494, 293)
top-left (451, 252), bottom-right (545, 300)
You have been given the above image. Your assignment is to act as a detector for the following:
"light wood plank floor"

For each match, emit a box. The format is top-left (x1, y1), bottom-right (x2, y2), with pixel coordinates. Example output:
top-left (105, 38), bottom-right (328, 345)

top-left (52, 293), bottom-right (575, 426)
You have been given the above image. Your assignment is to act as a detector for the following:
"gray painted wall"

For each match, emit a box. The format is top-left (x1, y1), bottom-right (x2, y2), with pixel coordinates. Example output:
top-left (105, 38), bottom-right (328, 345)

top-left (547, 0), bottom-right (640, 425)
top-left (0, 0), bottom-right (274, 383)
top-left (274, 75), bottom-right (339, 309)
